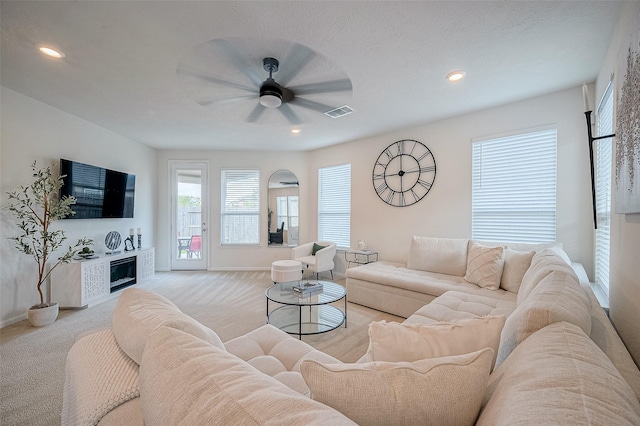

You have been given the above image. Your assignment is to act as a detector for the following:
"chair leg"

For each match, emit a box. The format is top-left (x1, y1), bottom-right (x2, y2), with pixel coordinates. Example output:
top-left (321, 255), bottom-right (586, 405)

top-left (330, 270), bottom-right (333, 280)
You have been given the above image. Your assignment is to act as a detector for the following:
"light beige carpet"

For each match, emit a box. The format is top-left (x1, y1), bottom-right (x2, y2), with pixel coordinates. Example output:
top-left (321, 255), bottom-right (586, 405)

top-left (0, 271), bottom-right (401, 426)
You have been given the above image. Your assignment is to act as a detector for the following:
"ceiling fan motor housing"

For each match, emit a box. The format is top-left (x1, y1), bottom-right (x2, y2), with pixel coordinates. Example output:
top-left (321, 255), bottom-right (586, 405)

top-left (259, 78), bottom-right (283, 107)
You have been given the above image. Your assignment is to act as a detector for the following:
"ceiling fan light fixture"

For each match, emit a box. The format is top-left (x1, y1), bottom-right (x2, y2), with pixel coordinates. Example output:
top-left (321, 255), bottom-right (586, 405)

top-left (259, 93), bottom-right (282, 108)
top-left (259, 78), bottom-right (282, 108)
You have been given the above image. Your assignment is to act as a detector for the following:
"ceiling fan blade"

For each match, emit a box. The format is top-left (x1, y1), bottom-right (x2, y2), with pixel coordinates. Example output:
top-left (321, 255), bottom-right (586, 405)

top-left (177, 66), bottom-right (257, 93)
top-left (276, 43), bottom-right (317, 87)
top-left (289, 97), bottom-right (336, 114)
top-left (278, 103), bottom-right (303, 125)
top-left (215, 39), bottom-right (263, 87)
top-left (288, 79), bottom-right (353, 96)
top-left (197, 94), bottom-right (255, 107)
top-left (246, 104), bottom-right (266, 122)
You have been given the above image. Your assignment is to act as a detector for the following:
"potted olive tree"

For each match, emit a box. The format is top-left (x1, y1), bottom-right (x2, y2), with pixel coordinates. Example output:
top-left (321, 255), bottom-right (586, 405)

top-left (4, 161), bottom-right (93, 326)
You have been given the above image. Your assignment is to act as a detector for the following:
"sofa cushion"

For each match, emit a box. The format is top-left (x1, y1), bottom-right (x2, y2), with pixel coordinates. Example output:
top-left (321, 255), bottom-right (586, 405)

top-left (464, 241), bottom-right (505, 290)
top-left (301, 348), bottom-right (493, 426)
top-left (405, 290), bottom-right (516, 325)
top-left (367, 316), bottom-right (505, 370)
top-left (495, 270), bottom-right (591, 367)
top-left (500, 248), bottom-right (534, 293)
top-left (478, 322), bottom-right (640, 425)
top-left (517, 247), bottom-right (576, 305)
top-left (224, 324), bottom-right (342, 395)
top-left (112, 288), bottom-right (225, 364)
top-left (406, 236), bottom-right (468, 276)
top-left (139, 326), bottom-right (355, 425)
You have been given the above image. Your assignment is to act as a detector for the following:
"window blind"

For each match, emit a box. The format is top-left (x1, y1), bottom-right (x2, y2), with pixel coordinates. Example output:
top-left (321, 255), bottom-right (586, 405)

top-left (595, 82), bottom-right (613, 293)
top-left (472, 128), bottom-right (557, 243)
top-left (318, 164), bottom-right (351, 248)
top-left (220, 169), bottom-right (259, 244)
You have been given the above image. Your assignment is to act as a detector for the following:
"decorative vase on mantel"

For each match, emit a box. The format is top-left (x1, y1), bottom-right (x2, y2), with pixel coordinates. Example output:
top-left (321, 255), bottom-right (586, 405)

top-left (27, 303), bottom-right (59, 327)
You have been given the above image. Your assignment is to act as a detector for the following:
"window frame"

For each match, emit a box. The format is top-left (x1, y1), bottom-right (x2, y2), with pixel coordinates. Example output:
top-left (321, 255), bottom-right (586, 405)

top-left (471, 126), bottom-right (558, 244)
top-left (318, 164), bottom-right (351, 248)
top-left (220, 169), bottom-right (260, 245)
top-left (594, 80), bottom-right (614, 297)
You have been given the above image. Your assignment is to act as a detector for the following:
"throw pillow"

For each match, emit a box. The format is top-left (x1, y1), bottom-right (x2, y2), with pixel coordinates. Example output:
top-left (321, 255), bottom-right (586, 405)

top-left (312, 243), bottom-right (327, 255)
top-left (300, 348), bottom-right (493, 426)
top-left (366, 316), bottom-right (505, 371)
top-left (495, 270), bottom-right (592, 368)
top-left (112, 287), bottom-right (225, 364)
top-left (406, 236), bottom-right (468, 276)
top-left (500, 248), bottom-right (535, 293)
top-left (140, 327), bottom-right (355, 425)
top-left (464, 241), bottom-right (505, 290)
top-left (478, 322), bottom-right (640, 425)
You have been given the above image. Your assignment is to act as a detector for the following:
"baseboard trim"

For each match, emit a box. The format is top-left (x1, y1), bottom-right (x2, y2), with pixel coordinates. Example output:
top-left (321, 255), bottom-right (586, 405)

top-left (0, 312), bottom-right (28, 329)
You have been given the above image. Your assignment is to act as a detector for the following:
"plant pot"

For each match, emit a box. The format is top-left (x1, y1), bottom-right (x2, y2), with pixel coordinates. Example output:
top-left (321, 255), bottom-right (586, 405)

top-left (27, 303), bottom-right (59, 327)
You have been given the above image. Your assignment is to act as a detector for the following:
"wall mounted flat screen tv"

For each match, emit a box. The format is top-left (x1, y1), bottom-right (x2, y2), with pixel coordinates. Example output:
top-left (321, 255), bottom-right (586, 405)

top-left (60, 159), bottom-right (135, 219)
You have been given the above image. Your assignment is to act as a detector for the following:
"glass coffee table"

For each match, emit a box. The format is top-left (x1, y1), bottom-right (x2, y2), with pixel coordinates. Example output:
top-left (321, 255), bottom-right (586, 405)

top-left (265, 280), bottom-right (347, 339)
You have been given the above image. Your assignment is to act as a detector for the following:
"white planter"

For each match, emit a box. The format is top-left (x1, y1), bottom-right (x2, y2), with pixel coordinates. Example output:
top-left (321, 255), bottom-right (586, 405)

top-left (27, 303), bottom-right (59, 327)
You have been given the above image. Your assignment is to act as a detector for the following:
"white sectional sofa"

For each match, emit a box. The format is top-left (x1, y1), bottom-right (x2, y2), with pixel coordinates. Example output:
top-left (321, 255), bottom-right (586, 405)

top-left (61, 237), bottom-right (640, 425)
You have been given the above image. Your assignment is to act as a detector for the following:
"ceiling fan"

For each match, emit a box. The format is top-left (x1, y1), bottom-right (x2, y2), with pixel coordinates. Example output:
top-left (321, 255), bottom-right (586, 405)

top-left (177, 39), bottom-right (353, 125)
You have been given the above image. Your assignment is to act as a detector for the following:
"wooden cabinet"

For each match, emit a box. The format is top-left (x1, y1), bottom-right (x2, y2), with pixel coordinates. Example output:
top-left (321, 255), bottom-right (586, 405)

top-left (51, 248), bottom-right (154, 308)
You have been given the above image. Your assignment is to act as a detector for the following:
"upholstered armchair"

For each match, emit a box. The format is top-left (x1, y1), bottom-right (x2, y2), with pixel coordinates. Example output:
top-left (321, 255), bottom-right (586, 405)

top-left (292, 241), bottom-right (337, 280)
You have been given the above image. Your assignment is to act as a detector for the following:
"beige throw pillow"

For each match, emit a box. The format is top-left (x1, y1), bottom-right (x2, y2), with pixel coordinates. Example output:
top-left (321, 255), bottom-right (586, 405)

top-left (300, 348), bottom-right (493, 426)
top-left (500, 248), bottom-right (535, 293)
top-left (112, 288), bottom-right (225, 364)
top-left (367, 316), bottom-right (505, 371)
top-left (406, 236), bottom-right (468, 276)
top-left (140, 327), bottom-right (355, 425)
top-left (464, 242), bottom-right (505, 290)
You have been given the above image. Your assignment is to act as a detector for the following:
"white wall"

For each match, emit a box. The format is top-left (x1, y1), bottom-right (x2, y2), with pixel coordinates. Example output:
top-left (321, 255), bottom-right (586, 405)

top-left (309, 87), bottom-right (593, 273)
top-left (595, 1), bottom-right (640, 365)
top-left (0, 87), bottom-right (156, 326)
top-left (154, 150), bottom-right (309, 272)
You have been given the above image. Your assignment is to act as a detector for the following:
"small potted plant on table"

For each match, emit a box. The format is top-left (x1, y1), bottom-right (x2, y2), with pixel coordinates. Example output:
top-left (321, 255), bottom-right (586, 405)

top-left (4, 161), bottom-right (93, 326)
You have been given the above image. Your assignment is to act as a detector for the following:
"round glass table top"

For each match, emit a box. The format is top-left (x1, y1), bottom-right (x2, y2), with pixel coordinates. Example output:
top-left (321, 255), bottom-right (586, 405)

top-left (265, 280), bottom-right (346, 306)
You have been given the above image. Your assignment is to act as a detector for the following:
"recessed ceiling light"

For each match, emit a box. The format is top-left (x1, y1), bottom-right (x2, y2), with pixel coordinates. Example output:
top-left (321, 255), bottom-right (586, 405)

top-left (446, 70), bottom-right (466, 82)
top-left (38, 45), bottom-right (65, 59)
top-left (291, 129), bottom-right (301, 134)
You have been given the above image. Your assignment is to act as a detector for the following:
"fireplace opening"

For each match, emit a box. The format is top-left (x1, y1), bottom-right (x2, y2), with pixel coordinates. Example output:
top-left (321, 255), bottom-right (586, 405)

top-left (110, 256), bottom-right (137, 293)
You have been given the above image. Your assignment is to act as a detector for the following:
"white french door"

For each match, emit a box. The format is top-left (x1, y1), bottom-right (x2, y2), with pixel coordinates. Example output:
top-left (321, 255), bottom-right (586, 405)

top-left (170, 161), bottom-right (209, 270)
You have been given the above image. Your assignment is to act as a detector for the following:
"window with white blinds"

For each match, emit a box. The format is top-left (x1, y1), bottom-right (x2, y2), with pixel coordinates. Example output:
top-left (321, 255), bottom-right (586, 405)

top-left (472, 128), bottom-right (557, 243)
top-left (318, 164), bottom-right (351, 248)
top-left (220, 170), bottom-right (259, 245)
top-left (595, 81), bottom-right (614, 294)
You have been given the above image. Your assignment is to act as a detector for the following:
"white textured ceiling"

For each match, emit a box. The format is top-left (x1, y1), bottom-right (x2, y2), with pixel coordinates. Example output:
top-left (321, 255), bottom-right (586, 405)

top-left (0, 1), bottom-right (626, 151)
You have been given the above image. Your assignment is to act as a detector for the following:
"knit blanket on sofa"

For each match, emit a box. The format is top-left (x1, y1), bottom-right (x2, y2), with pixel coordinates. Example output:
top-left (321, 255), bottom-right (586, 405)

top-left (61, 328), bottom-right (139, 425)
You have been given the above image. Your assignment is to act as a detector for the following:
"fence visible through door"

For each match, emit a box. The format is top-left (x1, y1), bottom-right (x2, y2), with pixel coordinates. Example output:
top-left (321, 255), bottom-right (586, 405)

top-left (170, 161), bottom-right (208, 270)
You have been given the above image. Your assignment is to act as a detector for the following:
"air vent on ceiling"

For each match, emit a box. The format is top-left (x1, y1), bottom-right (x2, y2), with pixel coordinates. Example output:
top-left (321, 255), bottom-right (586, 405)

top-left (324, 105), bottom-right (354, 118)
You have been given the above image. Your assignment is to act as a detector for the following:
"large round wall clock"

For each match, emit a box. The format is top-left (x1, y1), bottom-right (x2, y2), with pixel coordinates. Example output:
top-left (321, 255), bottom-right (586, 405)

top-left (372, 139), bottom-right (436, 207)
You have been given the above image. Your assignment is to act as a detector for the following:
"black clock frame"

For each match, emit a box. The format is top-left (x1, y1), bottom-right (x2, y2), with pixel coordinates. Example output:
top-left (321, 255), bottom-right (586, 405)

top-left (372, 139), bottom-right (436, 207)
